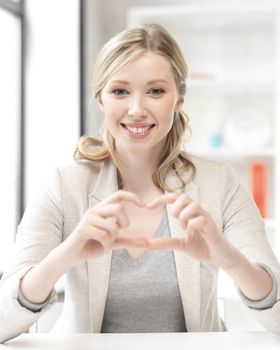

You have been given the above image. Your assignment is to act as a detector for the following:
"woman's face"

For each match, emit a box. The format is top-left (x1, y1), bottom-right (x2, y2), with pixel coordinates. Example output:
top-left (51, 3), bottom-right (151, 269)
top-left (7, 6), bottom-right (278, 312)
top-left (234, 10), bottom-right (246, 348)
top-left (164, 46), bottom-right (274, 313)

top-left (99, 51), bottom-right (183, 156)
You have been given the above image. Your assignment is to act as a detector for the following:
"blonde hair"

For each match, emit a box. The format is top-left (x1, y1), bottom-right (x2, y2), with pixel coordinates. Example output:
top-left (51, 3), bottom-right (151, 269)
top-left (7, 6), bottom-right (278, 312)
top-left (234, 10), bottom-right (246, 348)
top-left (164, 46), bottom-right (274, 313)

top-left (74, 23), bottom-right (195, 192)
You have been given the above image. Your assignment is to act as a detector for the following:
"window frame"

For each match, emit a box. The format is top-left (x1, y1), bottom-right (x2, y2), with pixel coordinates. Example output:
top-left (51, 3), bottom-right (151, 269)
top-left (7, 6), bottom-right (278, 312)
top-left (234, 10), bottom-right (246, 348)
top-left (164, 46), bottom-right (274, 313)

top-left (0, 0), bottom-right (25, 229)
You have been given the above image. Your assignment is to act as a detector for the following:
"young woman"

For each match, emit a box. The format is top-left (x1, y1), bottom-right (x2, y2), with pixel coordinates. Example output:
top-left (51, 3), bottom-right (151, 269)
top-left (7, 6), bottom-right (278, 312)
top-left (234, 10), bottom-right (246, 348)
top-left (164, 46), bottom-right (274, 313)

top-left (1, 23), bottom-right (280, 343)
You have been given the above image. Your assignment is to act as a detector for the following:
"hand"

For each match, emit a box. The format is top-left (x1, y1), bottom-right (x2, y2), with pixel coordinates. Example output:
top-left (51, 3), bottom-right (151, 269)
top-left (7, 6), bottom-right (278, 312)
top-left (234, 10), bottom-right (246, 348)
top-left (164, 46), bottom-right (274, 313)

top-left (146, 193), bottom-right (235, 268)
top-left (63, 190), bottom-right (149, 265)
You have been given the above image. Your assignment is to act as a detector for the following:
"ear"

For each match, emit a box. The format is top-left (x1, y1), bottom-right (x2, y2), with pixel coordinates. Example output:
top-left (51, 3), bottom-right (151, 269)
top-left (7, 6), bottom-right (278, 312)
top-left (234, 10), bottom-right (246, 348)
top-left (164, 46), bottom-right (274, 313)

top-left (97, 94), bottom-right (104, 112)
top-left (175, 96), bottom-right (184, 112)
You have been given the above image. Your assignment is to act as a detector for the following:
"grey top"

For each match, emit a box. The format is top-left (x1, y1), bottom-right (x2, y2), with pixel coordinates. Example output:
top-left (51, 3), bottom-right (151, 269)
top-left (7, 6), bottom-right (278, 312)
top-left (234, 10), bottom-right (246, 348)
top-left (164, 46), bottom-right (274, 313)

top-left (101, 208), bottom-right (187, 333)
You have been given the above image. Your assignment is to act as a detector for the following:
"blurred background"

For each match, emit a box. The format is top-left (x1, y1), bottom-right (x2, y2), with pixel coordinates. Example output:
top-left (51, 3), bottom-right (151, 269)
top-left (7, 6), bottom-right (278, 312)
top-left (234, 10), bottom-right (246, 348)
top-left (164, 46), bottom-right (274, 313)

top-left (1, 0), bottom-right (280, 334)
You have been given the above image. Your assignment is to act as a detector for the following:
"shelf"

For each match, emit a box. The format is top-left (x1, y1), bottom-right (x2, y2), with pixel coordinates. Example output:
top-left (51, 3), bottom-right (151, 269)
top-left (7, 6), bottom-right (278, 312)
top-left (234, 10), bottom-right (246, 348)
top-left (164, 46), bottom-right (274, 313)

top-left (188, 148), bottom-right (276, 159)
top-left (187, 79), bottom-right (274, 94)
top-left (128, 4), bottom-right (279, 30)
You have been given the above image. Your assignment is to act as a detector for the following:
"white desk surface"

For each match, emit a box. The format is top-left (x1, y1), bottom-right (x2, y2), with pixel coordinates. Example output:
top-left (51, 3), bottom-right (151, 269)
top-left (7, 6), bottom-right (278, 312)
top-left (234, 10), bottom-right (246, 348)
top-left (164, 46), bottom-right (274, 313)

top-left (1, 332), bottom-right (280, 350)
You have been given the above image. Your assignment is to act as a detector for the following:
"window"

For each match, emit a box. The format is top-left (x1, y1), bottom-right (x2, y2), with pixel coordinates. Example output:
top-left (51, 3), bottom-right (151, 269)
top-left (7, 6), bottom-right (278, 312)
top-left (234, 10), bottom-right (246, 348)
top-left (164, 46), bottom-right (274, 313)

top-left (0, 2), bottom-right (22, 271)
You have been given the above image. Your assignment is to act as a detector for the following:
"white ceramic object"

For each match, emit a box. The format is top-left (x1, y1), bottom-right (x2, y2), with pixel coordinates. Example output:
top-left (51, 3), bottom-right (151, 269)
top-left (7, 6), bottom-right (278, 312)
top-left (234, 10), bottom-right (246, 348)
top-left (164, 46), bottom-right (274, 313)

top-left (223, 110), bottom-right (272, 150)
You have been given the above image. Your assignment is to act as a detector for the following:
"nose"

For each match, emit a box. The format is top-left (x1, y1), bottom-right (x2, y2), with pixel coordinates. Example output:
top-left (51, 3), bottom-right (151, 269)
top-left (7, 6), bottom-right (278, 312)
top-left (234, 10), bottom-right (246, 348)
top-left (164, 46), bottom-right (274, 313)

top-left (127, 95), bottom-right (147, 120)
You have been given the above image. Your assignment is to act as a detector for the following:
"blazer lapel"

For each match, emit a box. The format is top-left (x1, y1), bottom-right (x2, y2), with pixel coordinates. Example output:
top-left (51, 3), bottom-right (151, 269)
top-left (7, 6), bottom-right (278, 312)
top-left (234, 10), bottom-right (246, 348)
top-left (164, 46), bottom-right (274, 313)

top-left (86, 160), bottom-right (118, 333)
top-left (165, 170), bottom-right (201, 332)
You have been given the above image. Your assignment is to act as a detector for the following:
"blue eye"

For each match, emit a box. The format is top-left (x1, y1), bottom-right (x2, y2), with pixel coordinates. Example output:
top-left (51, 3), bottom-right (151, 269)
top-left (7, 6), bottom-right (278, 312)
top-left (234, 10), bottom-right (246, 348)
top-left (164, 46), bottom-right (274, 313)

top-left (149, 88), bottom-right (164, 95)
top-left (112, 89), bottom-right (128, 96)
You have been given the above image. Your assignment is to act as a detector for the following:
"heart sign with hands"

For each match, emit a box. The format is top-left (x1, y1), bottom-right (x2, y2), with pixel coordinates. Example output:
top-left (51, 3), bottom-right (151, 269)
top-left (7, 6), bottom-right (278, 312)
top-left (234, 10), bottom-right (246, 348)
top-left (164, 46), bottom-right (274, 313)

top-left (116, 197), bottom-right (166, 260)
top-left (67, 189), bottom-right (234, 269)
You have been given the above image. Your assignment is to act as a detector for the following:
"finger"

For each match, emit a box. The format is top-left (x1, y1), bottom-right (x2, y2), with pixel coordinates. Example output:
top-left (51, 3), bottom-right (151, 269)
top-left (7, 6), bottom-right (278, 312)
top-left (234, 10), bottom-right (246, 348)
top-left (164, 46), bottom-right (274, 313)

top-left (104, 190), bottom-right (146, 207)
top-left (171, 193), bottom-right (193, 218)
top-left (112, 236), bottom-right (150, 250)
top-left (89, 215), bottom-right (119, 239)
top-left (94, 204), bottom-right (129, 228)
top-left (87, 227), bottom-right (113, 248)
top-left (146, 193), bottom-right (178, 209)
top-left (186, 216), bottom-right (207, 234)
top-left (148, 237), bottom-right (185, 252)
top-left (178, 202), bottom-right (201, 227)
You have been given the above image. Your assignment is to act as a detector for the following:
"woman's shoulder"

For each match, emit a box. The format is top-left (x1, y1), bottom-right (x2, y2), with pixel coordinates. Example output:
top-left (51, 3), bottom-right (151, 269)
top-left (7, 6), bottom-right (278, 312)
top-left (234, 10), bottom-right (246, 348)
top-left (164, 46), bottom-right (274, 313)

top-left (54, 158), bottom-right (111, 189)
top-left (186, 153), bottom-right (238, 187)
top-left (187, 153), bottom-right (228, 174)
top-left (38, 158), bottom-right (115, 202)
top-left (58, 158), bottom-right (105, 175)
top-left (186, 154), bottom-right (242, 204)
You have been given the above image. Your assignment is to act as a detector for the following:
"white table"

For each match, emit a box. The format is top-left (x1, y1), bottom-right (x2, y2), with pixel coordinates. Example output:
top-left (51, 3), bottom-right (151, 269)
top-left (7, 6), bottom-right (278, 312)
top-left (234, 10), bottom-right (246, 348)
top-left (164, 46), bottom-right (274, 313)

top-left (1, 332), bottom-right (280, 350)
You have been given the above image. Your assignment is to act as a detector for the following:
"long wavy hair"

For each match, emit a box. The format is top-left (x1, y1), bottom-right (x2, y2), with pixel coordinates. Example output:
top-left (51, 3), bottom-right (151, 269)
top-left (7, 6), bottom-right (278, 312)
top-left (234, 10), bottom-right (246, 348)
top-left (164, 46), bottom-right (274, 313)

top-left (74, 23), bottom-right (196, 192)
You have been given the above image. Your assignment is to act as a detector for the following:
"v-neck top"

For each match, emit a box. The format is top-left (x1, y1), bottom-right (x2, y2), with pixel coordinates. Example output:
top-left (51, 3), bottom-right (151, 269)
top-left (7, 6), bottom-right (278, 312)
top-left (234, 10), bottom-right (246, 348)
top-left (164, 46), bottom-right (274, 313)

top-left (101, 208), bottom-right (187, 333)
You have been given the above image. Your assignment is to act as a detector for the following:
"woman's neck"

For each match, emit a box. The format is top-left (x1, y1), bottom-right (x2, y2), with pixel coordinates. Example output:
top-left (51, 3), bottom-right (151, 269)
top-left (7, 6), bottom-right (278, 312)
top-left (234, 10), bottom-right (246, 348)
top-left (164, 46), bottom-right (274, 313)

top-left (116, 150), bottom-right (163, 201)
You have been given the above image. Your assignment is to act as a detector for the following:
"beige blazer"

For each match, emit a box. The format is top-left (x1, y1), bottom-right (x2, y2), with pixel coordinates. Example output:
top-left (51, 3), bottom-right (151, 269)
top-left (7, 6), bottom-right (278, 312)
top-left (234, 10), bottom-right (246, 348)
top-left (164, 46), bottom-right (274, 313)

top-left (1, 155), bottom-right (280, 342)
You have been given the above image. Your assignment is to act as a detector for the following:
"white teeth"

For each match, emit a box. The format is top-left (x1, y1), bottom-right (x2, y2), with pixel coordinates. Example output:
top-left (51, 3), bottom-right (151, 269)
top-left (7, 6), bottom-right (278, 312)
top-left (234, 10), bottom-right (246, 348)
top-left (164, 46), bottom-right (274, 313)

top-left (125, 125), bottom-right (151, 134)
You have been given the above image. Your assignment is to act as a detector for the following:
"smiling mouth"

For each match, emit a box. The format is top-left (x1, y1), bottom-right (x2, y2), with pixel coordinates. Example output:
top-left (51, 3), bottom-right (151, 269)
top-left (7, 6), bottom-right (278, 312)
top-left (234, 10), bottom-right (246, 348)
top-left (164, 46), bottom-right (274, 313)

top-left (121, 123), bottom-right (155, 134)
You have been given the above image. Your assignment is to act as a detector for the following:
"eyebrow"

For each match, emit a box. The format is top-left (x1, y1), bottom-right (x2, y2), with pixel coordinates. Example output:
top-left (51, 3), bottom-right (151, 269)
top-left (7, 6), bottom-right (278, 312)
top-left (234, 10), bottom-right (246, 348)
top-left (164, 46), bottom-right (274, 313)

top-left (109, 79), bottom-right (169, 85)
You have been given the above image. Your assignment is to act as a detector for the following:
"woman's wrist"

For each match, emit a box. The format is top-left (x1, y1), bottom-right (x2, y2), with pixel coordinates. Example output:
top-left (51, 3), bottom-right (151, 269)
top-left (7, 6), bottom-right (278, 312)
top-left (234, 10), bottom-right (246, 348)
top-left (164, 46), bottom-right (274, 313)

top-left (221, 248), bottom-right (273, 301)
top-left (210, 238), bottom-right (273, 301)
top-left (51, 239), bottom-right (81, 271)
top-left (209, 237), bottom-right (242, 271)
top-left (19, 242), bottom-right (75, 304)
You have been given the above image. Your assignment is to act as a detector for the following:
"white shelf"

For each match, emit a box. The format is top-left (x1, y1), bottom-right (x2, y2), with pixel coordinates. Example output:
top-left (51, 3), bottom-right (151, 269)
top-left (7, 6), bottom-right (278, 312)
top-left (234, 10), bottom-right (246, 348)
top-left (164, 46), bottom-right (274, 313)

top-left (128, 4), bottom-right (280, 18)
top-left (187, 148), bottom-right (276, 159)
top-left (128, 4), bottom-right (280, 30)
top-left (188, 79), bottom-right (274, 94)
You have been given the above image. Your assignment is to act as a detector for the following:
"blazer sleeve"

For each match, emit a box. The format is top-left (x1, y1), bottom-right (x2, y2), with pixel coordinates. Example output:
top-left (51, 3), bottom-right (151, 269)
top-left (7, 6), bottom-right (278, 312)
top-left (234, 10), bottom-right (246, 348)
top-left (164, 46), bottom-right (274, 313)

top-left (0, 167), bottom-right (64, 343)
top-left (221, 163), bottom-right (280, 334)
